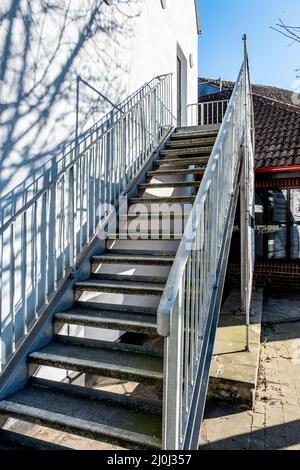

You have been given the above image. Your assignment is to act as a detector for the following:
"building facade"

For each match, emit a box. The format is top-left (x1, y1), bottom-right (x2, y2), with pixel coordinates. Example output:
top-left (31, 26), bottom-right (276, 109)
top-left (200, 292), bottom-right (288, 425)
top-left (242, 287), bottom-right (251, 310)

top-left (198, 78), bottom-right (300, 293)
top-left (0, 0), bottom-right (199, 205)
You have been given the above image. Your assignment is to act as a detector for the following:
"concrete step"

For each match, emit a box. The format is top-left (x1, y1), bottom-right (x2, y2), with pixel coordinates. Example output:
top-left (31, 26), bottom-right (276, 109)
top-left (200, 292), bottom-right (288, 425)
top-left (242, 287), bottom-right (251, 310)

top-left (91, 273), bottom-right (168, 284)
top-left (154, 156), bottom-right (208, 166)
top-left (147, 168), bottom-right (205, 177)
top-left (106, 233), bottom-right (183, 241)
top-left (123, 212), bottom-right (189, 220)
top-left (106, 248), bottom-right (177, 257)
top-left (129, 196), bottom-right (195, 204)
top-left (138, 181), bottom-right (200, 190)
top-left (29, 336), bottom-right (164, 385)
top-left (73, 300), bottom-right (158, 316)
top-left (160, 147), bottom-right (212, 157)
top-left (92, 253), bottom-right (174, 266)
top-left (0, 428), bottom-right (70, 450)
top-left (0, 378), bottom-right (162, 449)
top-left (172, 129), bottom-right (218, 140)
top-left (166, 137), bottom-right (216, 148)
top-left (75, 278), bottom-right (165, 296)
top-left (55, 306), bottom-right (157, 335)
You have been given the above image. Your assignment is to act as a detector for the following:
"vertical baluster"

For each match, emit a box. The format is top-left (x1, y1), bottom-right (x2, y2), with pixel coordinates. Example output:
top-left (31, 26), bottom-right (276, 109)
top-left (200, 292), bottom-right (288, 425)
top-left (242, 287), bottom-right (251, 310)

top-left (184, 256), bottom-right (191, 412)
top-left (53, 181), bottom-right (58, 291)
top-left (61, 176), bottom-right (66, 277)
top-left (122, 118), bottom-right (127, 192)
top-left (79, 156), bottom-right (83, 249)
top-left (68, 165), bottom-right (75, 269)
top-left (10, 222), bottom-right (16, 353)
top-left (44, 191), bottom-right (49, 303)
top-left (190, 243), bottom-right (196, 385)
top-left (179, 272), bottom-right (185, 445)
top-left (86, 151), bottom-right (90, 243)
top-left (92, 145), bottom-right (96, 231)
top-left (33, 200), bottom-right (38, 319)
top-left (21, 211), bottom-right (28, 335)
top-left (194, 230), bottom-right (200, 360)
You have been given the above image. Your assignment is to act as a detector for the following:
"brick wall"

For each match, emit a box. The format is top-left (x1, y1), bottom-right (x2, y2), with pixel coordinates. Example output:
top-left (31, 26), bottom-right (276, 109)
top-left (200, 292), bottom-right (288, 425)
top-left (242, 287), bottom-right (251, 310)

top-left (228, 261), bottom-right (300, 296)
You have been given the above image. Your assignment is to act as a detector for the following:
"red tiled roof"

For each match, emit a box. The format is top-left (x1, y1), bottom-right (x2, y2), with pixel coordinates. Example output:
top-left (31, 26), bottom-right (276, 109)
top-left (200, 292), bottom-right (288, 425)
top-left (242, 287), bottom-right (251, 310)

top-left (198, 80), bottom-right (300, 170)
top-left (199, 77), bottom-right (299, 109)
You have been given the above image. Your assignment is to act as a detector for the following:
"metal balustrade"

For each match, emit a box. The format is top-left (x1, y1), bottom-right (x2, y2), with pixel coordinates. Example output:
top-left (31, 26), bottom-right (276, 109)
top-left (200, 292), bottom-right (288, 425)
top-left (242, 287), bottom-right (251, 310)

top-left (157, 40), bottom-right (254, 449)
top-left (0, 74), bottom-right (174, 372)
top-left (187, 99), bottom-right (230, 126)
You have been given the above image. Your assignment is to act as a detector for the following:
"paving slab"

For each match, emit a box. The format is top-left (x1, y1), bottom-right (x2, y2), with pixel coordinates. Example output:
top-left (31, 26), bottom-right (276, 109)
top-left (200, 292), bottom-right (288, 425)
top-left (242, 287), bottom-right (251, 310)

top-left (201, 296), bottom-right (300, 450)
top-left (208, 289), bottom-right (263, 407)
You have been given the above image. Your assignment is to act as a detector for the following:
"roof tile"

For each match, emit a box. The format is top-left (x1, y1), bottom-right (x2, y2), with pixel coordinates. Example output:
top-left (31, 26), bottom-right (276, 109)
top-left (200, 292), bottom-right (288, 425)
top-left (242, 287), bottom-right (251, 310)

top-left (198, 80), bottom-right (300, 169)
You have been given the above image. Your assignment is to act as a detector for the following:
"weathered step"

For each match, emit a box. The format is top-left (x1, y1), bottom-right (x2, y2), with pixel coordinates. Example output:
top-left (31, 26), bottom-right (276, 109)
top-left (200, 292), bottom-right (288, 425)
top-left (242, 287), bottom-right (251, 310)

top-left (0, 428), bottom-right (70, 450)
top-left (75, 278), bottom-right (166, 296)
top-left (172, 130), bottom-right (218, 140)
top-left (106, 248), bottom-right (177, 257)
top-left (129, 196), bottom-right (195, 204)
top-left (0, 378), bottom-right (162, 449)
top-left (55, 305), bottom-right (157, 335)
top-left (123, 212), bottom-right (189, 220)
top-left (138, 181), bottom-right (200, 190)
top-left (91, 273), bottom-right (168, 284)
top-left (106, 233), bottom-right (183, 241)
top-left (74, 300), bottom-right (158, 316)
top-left (147, 168), bottom-right (205, 177)
top-left (29, 336), bottom-right (164, 385)
top-left (92, 253), bottom-right (174, 266)
top-left (166, 137), bottom-right (216, 148)
top-left (160, 147), bottom-right (212, 157)
top-left (154, 156), bottom-right (208, 166)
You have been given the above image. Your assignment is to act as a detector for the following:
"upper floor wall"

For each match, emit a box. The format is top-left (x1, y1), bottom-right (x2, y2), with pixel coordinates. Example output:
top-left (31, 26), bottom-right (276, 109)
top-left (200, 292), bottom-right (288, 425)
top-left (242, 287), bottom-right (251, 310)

top-left (0, 0), bottom-right (199, 205)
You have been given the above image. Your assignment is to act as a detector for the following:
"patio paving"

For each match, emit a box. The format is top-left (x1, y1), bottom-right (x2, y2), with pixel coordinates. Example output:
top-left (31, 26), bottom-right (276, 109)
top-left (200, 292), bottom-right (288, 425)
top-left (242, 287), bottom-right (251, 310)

top-left (208, 289), bottom-right (263, 406)
top-left (201, 295), bottom-right (300, 450)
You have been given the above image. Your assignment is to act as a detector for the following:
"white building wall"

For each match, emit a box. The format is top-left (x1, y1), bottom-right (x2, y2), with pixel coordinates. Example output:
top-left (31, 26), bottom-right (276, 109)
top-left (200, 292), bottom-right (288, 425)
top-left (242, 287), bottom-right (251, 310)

top-left (0, 0), bottom-right (199, 369)
top-left (0, 0), bottom-right (199, 206)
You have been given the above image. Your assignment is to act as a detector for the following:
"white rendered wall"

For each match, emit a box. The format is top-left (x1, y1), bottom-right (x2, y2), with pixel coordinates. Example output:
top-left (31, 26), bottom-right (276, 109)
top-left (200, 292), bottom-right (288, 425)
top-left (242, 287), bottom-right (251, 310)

top-left (0, 0), bottom-right (199, 371)
top-left (0, 0), bottom-right (199, 207)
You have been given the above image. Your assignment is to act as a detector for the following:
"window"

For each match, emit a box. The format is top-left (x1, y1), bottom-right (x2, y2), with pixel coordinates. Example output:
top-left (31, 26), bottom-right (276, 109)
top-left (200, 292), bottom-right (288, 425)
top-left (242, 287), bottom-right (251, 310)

top-left (255, 188), bottom-right (300, 260)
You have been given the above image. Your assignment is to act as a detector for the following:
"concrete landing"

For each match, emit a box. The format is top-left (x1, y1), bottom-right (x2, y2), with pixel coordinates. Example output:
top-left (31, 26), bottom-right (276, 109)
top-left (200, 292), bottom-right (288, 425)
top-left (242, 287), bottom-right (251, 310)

top-left (208, 288), bottom-right (264, 407)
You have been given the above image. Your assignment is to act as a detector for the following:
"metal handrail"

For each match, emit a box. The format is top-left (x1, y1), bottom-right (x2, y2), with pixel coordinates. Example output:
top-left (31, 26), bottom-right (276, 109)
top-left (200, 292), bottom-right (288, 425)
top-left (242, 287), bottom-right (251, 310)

top-left (158, 39), bottom-right (254, 449)
top-left (0, 73), bottom-right (174, 372)
top-left (0, 75), bottom-right (173, 235)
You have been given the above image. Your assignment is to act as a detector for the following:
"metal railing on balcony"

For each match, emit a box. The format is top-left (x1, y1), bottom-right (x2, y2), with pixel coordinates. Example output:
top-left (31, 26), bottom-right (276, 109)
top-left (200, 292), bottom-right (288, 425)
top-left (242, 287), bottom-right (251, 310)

top-left (0, 74), bottom-right (174, 372)
top-left (157, 38), bottom-right (255, 449)
top-left (187, 99), bottom-right (230, 126)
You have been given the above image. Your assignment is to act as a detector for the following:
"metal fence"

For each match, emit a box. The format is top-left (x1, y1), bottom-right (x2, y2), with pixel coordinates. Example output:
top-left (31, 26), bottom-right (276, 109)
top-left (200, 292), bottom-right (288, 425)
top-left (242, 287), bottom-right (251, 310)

top-left (187, 99), bottom-right (230, 126)
top-left (157, 42), bottom-right (254, 449)
top-left (0, 74), bottom-right (174, 372)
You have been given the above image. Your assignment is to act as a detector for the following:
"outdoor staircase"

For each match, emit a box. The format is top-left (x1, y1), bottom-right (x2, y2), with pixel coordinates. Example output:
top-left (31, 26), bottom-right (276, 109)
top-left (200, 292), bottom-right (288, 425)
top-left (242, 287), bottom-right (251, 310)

top-left (0, 128), bottom-right (218, 450)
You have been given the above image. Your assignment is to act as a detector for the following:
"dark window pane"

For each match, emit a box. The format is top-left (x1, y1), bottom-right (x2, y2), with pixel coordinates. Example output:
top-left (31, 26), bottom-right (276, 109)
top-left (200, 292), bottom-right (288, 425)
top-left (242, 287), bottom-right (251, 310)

top-left (255, 191), bottom-right (264, 259)
top-left (290, 189), bottom-right (300, 259)
top-left (266, 190), bottom-right (288, 259)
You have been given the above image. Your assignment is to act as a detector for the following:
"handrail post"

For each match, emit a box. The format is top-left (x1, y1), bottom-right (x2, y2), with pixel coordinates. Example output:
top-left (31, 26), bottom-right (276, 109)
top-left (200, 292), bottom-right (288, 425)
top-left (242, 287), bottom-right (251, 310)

top-left (68, 164), bottom-right (75, 269)
top-left (241, 34), bottom-right (253, 352)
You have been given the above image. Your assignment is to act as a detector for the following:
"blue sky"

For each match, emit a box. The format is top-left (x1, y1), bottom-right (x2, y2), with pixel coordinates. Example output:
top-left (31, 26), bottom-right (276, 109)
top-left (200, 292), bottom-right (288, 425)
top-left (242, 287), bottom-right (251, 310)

top-left (198, 0), bottom-right (300, 90)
